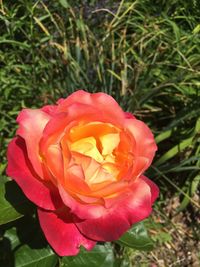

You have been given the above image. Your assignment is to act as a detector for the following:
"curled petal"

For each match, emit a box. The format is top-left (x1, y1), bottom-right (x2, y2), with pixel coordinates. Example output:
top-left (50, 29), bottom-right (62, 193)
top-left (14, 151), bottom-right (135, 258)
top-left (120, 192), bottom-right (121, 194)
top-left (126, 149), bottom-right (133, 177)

top-left (39, 105), bottom-right (101, 157)
top-left (42, 143), bottom-right (64, 185)
top-left (38, 207), bottom-right (96, 256)
top-left (125, 118), bottom-right (157, 172)
top-left (56, 90), bottom-right (125, 125)
top-left (39, 113), bottom-right (73, 183)
top-left (41, 104), bottom-right (58, 116)
top-left (58, 184), bottom-right (106, 219)
top-left (125, 112), bottom-right (136, 119)
top-left (141, 175), bottom-right (159, 203)
top-left (6, 137), bottom-right (63, 210)
top-left (63, 165), bottom-right (91, 195)
top-left (16, 108), bottom-right (51, 178)
top-left (130, 156), bottom-right (149, 178)
top-left (76, 177), bottom-right (158, 241)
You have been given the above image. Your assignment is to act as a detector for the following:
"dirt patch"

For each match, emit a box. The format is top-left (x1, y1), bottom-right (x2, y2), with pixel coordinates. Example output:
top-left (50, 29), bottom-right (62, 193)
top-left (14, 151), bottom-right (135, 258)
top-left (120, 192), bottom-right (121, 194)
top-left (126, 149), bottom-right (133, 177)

top-left (128, 193), bottom-right (200, 266)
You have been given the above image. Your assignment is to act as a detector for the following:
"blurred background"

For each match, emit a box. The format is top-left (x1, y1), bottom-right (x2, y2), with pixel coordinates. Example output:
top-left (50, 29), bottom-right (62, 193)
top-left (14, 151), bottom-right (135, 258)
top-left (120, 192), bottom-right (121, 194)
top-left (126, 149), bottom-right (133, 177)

top-left (0, 0), bottom-right (200, 266)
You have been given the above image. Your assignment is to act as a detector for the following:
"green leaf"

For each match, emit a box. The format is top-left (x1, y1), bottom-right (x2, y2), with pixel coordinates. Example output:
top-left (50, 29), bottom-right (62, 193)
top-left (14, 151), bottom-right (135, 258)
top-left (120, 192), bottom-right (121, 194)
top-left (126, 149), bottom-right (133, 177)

top-left (61, 243), bottom-right (114, 267)
top-left (154, 136), bottom-right (193, 166)
top-left (154, 231), bottom-right (172, 244)
top-left (0, 180), bottom-right (34, 225)
top-left (15, 245), bottom-right (57, 267)
top-left (176, 174), bottom-right (200, 213)
top-left (0, 39), bottom-right (30, 50)
top-left (155, 129), bottom-right (172, 144)
top-left (59, 0), bottom-right (70, 8)
top-left (113, 258), bottom-right (131, 267)
top-left (193, 24), bottom-right (200, 34)
top-left (116, 222), bottom-right (154, 251)
top-left (4, 227), bottom-right (21, 250)
top-left (1, 216), bottom-right (58, 267)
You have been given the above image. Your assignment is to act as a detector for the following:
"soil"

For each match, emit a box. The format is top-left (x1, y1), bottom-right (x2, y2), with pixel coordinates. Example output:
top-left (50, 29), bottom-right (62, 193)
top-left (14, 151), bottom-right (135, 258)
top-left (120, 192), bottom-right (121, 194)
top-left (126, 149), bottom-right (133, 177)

top-left (129, 193), bottom-right (200, 267)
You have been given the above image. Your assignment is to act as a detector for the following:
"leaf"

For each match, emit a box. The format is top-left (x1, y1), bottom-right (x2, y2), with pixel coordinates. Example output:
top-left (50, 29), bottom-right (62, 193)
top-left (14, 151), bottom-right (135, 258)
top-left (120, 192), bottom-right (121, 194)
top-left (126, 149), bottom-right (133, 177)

top-left (165, 18), bottom-right (180, 43)
top-left (113, 258), bottom-right (131, 267)
top-left (0, 180), bottom-right (34, 225)
top-left (59, 0), bottom-right (70, 8)
top-left (154, 136), bottom-right (193, 166)
top-left (176, 174), bottom-right (200, 213)
top-left (116, 222), bottom-right (154, 251)
top-left (154, 231), bottom-right (172, 244)
top-left (193, 24), bottom-right (200, 34)
top-left (15, 245), bottom-right (57, 267)
top-left (2, 216), bottom-right (58, 267)
top-left (155, 129), bottom-right (172, 144)
top-left (61, 243), bottom-right (114, 267)
top-left (155, 117), bottom-right (200, 166)
top-left (4, 227), bottom-right (21, 250)
top-left (0, 39), bottom-right (30, 50)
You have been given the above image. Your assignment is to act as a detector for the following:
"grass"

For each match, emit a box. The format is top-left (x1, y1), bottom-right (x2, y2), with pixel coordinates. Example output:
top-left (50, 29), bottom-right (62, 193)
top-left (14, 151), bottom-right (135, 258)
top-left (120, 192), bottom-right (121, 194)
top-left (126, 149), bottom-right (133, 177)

top-left (0, 0), bottom-right (200, 266)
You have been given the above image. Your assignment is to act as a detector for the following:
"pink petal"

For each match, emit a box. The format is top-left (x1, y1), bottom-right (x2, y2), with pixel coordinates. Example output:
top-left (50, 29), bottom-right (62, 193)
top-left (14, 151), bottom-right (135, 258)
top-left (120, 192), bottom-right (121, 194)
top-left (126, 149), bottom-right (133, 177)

top-left (76, 177), bottom-right (156, 241)
top-left (141, 175), bottom-right (159, 203)
top-left (130, 156), bottom-right (149, 179)
top-left (16, 108), bottom-right (51, 178)
top-left (6, 137), bottom-right (63, 210)
top-left (41, 104), bottom-right (58, 116)
top-left (39, 104), bottom-right (112, 181)
top-left (40, 105), bottom-right (100, 154)
top-left (37, 207), bottom-right (96, 256)
top-left (56, 90), bottom-right (125, 125)
top-left (125, 118), bottom-right (157, 171)
top-left (125, 112), bottom-right (136, 119)
top-left (58, 184), bottom-right (106, 220)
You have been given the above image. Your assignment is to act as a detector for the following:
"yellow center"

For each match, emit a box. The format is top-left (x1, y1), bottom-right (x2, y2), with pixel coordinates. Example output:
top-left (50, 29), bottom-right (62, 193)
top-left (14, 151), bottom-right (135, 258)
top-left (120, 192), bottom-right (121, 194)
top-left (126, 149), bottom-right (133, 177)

top-left (69, 122), bottom-right (121, 184)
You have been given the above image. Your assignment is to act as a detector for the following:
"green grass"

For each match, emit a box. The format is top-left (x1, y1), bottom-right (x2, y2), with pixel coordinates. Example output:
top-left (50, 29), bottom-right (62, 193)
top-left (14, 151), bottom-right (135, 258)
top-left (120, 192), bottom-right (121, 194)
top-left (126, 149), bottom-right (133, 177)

top-left (0, 0), bottom-right (200, 266)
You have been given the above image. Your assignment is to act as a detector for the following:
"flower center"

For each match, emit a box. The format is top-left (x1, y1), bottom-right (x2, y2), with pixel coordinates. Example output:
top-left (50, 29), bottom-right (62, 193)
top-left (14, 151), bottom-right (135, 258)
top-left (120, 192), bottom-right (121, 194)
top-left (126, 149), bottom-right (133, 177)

top-left (68, 122), bottom-right (122, 184)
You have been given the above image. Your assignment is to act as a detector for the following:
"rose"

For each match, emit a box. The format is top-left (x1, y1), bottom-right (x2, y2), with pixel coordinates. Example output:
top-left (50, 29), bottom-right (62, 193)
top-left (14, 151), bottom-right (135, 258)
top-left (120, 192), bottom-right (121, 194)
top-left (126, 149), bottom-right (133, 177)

top-left (7, 90), bottom-right (159, 256)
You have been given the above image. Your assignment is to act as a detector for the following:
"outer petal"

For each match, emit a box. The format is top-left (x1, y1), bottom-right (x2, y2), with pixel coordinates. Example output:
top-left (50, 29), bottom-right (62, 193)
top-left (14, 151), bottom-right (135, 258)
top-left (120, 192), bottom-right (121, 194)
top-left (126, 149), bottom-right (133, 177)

top-left (76, 177), bottom-right (157, 241)
top-left (41, 104), bottom-right (58, 116)
top-left (141, 175), bottom-right (159, 203)
top-left (125, 112), bottom-right (136, 119)
top-left (6, 137), bottom-right (63, 210)
top-left (16, 108), bottom-right (51, 179)
top-left (37, 207), bottom-right (96, 256)
top-left (56, 90), bottom-right (125, 125)
top-left (125, 118), bottom-right (157, 171)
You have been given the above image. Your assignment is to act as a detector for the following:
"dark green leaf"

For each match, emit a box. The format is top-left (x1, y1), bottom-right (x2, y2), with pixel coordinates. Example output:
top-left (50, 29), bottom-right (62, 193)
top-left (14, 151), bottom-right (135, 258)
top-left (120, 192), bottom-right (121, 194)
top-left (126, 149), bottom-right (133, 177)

top-left (0, 180), bottom-right (34, 225)
top-left (116, 222), bottom-right (154, 251)
top-left (4, 227), bottom-right (20, 250)
top-left (61, 243), bottom-right (114, 267)
top-left (1, 216), bottom-right (58, 267)
top-left (113, 258), bottom-right (131, 267)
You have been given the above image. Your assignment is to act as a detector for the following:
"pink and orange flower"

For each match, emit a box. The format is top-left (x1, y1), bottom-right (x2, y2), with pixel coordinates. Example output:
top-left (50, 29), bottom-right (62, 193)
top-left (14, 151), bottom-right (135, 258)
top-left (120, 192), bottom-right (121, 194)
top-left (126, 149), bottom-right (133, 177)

top-left (7, 90), bottom-right (159, 256)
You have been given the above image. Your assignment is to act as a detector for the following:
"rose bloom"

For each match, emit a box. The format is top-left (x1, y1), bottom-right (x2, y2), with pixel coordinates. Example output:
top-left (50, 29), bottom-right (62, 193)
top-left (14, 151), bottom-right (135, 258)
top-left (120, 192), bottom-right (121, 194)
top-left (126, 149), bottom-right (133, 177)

top-left (7, 90), bottom-right (159, 256)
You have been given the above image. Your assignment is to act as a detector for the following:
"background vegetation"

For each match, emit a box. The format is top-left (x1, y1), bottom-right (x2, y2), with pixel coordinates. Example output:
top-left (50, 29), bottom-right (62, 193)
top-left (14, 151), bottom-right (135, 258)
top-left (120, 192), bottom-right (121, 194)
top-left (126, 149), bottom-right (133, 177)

top-left (0, 0), bottom-right (200, 266)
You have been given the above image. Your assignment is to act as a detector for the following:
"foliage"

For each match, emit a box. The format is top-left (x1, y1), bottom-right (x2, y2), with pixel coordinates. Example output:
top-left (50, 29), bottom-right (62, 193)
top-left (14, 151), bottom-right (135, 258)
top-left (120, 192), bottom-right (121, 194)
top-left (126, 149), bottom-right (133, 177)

top-left (0, 0), bottom-right (200, 266)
